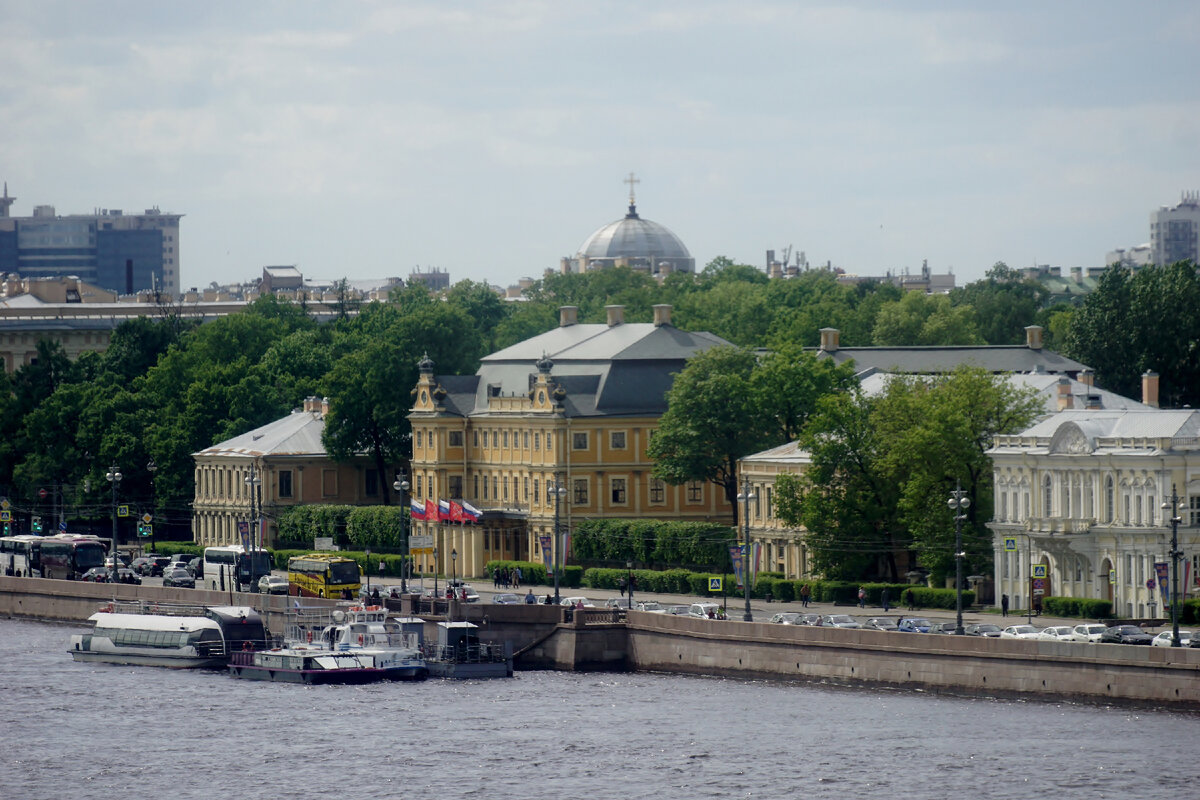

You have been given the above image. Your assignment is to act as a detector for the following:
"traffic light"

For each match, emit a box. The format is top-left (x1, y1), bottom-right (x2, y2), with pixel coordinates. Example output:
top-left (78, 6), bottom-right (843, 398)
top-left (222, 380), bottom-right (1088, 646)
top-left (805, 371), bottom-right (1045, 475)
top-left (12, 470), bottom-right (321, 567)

top-left (31, 517), bottom-right (42, 533)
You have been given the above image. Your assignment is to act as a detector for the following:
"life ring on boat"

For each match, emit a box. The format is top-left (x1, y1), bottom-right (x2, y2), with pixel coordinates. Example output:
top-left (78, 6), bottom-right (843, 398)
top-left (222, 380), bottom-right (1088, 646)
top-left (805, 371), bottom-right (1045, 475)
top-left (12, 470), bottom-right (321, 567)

top-left (306, 631), bottom-right (313, 642)
top-left (348, 606), bottom-right (362, 612)
top-left (101, 603), bottom-right (113, 613)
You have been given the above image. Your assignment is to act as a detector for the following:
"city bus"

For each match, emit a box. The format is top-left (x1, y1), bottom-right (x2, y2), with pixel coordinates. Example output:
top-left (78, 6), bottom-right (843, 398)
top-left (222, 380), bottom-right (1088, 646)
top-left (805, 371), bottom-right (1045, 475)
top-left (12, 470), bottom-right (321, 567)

top-left (287, 554), bottom-right (361, 598)
top-left (40, 534), bottom-right (109, 580)
top-left (202, 545), bottom-right (273, 592)
top-left (0, 534), bottom-right (44, 577)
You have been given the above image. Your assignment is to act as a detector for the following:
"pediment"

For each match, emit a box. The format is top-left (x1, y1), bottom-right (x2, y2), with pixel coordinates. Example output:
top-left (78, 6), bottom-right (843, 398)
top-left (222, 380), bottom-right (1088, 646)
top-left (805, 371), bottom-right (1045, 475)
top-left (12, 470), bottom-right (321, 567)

top-left (1048, 422), bottom-right (1093, 455)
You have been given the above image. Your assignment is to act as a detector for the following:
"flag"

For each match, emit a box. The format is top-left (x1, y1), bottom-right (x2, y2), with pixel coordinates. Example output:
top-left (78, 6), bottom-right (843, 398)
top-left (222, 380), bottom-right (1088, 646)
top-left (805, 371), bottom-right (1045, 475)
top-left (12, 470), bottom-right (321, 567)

top-left (461, 501), bottom-right (482, 523)
top-left (449, 501), bottom-right (464, 523)
top-left (425, 499), bottom-right (437, 521)
top-left (729, 545), bottom-right (745, 588)
top-left (438, 499), bottom-right (451, 522)
top-left (410, 499), bottom-right (426, 520)
top-left (539, 534), bottom-right (553, 574)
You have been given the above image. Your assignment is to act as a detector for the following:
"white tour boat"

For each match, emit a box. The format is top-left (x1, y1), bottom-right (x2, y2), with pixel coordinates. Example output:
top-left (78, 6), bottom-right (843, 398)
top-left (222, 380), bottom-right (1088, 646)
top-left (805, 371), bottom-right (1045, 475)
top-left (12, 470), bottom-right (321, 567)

top-left (69, 603), bottom-right (266, 668)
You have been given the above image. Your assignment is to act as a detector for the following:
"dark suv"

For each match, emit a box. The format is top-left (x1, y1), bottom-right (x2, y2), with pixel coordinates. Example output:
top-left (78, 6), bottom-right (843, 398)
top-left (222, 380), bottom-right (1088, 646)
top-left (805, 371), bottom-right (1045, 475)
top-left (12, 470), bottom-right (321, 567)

top-left (142, 556), bottom-right (172, 576)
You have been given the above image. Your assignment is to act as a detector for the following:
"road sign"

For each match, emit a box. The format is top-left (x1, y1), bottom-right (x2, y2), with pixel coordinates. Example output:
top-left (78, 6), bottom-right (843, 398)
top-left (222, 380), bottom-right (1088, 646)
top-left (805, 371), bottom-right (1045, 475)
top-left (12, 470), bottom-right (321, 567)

top-left (1032, 565), bottom-right (1047, 579)
top-left (117, 505), bottom-right (130, 518)
top-left (0, 510), bottom-right (10, 522)
top-left (0, 498), bottom-right (8, 510)
top-left (409, 534), bottom-right (434, 550)
top-left (1003, 537), bottom-right (1017, 552)
top-left (137, 523), bottom-right (152, 537)
top-left (38, 488), bottom-right (48, 499)
top-left (708, 577), bottom-right (723, 592)
top-left (1109, 569), bottom-right (1116, 585)
top-left (142, 513), bottom-right (153, 524)
top-left (1146, 578), bottom-right (1156, 590)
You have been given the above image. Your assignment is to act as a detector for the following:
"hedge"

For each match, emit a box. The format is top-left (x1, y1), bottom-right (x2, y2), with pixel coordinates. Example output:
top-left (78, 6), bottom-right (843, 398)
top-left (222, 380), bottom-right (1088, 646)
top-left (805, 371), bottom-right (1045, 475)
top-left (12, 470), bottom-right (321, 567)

top-left (1041, 596), bottom-right (1114, 619)
top-left (570, 518), bottom-right (738, 571)
top-left (484, 560), bottom-right (582, 590)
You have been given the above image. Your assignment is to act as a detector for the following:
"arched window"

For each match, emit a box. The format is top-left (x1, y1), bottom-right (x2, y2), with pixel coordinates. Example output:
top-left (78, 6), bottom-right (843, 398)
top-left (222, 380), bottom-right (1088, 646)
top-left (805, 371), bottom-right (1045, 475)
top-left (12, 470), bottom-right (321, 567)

top-left (1043, 474), bottom-right (1053, 517)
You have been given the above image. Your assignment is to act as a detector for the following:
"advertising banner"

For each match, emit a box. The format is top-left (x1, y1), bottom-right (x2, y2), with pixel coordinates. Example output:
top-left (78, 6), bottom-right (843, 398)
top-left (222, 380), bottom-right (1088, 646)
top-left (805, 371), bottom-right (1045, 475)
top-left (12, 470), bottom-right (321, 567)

top-left (729, 545), bottom-right (745, 588)
top-left (539, 535), bottom-right (553, 575)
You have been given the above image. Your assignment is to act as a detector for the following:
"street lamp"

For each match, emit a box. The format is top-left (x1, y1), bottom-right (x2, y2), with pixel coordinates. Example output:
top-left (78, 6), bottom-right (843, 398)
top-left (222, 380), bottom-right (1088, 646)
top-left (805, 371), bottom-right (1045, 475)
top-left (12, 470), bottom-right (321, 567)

top-left (735, 475), bottom-right (756, 622)
top-left (393, 471), bottom-right (411, 594)
top-left (451, 548), bottom-right (458, 590)
top-left (626, 560), bottom-right (634, 612)
top-left (1163, 487), bottom-right (1184, 647)
top-left (106, 465), bottom-right (122, 579)
top-left (947, 482), bottom-right (971, 636)
top-left (146, 458), bottom-right (157, 553)
top-left (244, 462), bottom-right (262, 551)
top-left (365, 547), bottom-right (372, 598)
top-left (548, 477), bottom-right (567, 605)
top-left (433, 547), bottom-right (439, 600)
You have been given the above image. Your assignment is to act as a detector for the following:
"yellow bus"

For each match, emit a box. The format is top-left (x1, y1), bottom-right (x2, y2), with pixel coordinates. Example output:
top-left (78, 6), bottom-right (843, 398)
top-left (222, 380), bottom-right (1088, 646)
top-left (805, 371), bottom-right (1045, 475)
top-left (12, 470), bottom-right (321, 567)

top-left (287, 554), bottom-right (361, 599)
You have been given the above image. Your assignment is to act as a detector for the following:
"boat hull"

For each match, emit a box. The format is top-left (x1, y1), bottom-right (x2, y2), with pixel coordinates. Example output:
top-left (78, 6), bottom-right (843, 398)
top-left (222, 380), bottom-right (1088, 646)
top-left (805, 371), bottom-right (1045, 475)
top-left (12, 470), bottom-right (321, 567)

top-left (69, 633), bottom-right (226, 669)
top-left (227, 664), bottom-right (387, 685)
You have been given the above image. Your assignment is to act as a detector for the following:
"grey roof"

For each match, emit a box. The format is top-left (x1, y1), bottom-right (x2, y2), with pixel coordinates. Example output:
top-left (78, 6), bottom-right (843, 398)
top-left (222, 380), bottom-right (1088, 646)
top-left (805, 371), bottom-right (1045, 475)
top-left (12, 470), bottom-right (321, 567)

top-left (858, 371), bottom-right (1147, 413)
top-left (194, 408), bottom-right (327, 458)
top-left (989, 409), bottom-right (1200, 456)
top-left (742, 440), bottom-right (813, 465)
top-left (577, 203), bottom-right (691, 262)
top-left (814, 345), bottom-right (1088, 375)
top-left (437, 321), bottom-right (730, 418)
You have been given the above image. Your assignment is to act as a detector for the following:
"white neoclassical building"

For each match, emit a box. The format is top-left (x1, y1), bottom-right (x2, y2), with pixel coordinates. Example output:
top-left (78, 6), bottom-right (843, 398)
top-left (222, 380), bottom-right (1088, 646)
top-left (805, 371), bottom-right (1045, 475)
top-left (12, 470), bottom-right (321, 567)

top-left (988, 409), bottom-right (1200, 618)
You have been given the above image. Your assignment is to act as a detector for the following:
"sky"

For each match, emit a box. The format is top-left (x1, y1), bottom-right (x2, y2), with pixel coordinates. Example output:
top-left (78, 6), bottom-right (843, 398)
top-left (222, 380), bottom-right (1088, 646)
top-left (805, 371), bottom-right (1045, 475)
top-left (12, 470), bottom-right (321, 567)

top-left (2, 1), bottom-right (1199, 292)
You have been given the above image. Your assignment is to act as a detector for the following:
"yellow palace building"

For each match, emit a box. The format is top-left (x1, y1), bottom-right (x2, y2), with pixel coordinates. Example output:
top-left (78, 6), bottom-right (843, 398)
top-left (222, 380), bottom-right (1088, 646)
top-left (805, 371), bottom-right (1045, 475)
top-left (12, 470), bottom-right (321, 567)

top-left (407, 304), bottom-right (731, 579)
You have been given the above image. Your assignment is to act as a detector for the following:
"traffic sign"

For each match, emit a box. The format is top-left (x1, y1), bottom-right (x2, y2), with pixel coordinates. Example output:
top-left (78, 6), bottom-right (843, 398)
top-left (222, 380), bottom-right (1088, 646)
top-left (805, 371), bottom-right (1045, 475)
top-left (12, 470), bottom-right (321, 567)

top-left (38, 488), bottom-right (48, 499)
top-left (1109, 569), bottom-right (1116, 585)
top-left (1032, 565), bottom-right (1047, 579)
top-left (141, 513), bottom-right (153, 524)
top-left (409, 534), bottom-right (434, 550)
top-left (1003, 537), bottom-right (1017, 552)
top-left (708, 577), bottom-right (723, 592)
top-left (0, 510), bottom-right (10, 522)
top-left (117, 505), bottom-right (130, 518)
top-left (0, 499), bottom-right (9, 510)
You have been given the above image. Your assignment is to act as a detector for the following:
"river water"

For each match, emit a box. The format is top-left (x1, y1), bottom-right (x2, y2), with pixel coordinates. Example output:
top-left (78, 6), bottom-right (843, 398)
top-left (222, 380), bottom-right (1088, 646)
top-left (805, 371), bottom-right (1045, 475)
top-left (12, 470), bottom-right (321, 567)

top-left (3, 617), bottom-right (1197, 800)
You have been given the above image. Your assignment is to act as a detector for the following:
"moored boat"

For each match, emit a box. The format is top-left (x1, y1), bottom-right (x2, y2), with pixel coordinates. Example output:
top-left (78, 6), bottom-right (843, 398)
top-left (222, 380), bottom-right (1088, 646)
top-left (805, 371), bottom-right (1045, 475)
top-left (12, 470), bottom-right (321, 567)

top-left (227, 645), bottom-right (388, 684)
top-left (423, 621), bottom-right (513, 679)
top-left (323, 605), bottom-right (427, 680)
top-left (69, 602), bottom-right (266, 668)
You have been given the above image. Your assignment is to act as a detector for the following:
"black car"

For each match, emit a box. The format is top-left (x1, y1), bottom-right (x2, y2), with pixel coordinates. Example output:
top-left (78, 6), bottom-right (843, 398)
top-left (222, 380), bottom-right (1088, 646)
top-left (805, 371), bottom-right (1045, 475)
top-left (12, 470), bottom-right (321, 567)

top-left (1099, 625), bottom-right (1153, 645)
top-left (162, 568), bottom-right (195, 589)
top-left (964, 623), bottom-right (1002, 637)
top-left (138, 555), bottom-right (171, 576)
top-left (186, 557), bottom-right (204, 579)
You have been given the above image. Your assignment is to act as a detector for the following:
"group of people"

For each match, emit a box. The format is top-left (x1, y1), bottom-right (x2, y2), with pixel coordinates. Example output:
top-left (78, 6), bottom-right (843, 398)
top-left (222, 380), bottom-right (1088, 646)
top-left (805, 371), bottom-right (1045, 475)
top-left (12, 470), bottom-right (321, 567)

top-left (491, 565), bottom-right (522, 590)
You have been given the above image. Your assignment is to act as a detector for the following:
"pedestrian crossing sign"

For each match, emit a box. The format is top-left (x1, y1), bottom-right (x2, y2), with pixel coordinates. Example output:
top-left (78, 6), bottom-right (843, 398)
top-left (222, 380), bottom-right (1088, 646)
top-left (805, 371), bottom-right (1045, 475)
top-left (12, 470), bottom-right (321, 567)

top-left (708, 577), bottom-right (722, 592)
top-left (1032, 565), bottom-right (1047, 578)
top-left (1003, 537), bottom-right (1017, 552)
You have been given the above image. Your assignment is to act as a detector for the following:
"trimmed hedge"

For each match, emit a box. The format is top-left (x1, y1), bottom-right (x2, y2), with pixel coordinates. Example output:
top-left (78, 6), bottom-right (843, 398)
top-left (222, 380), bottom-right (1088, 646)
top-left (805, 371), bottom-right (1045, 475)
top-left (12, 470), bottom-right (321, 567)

top-left (1042, 596), bottom-right (1114, 619)
top-left (484, 560), bottom-right (583, 590)
top-left (1182, 598), bottom-right (1200, 625)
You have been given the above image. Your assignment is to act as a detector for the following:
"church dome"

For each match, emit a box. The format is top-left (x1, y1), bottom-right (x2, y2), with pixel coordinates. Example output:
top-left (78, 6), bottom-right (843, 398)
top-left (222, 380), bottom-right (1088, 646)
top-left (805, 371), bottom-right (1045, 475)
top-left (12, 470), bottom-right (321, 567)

top-left (571, 200), bottom-right (695, 275)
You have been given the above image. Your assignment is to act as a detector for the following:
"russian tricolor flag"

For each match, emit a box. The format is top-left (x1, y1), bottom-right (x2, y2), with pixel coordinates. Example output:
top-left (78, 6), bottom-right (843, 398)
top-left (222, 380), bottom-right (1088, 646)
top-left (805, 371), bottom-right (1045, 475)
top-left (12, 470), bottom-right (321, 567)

top-left (462, 501), bottom-right (483, 523)
top-left (410, 499), bottom-right (425, 520)
top-left (438, 499), bottom-right (451, 521)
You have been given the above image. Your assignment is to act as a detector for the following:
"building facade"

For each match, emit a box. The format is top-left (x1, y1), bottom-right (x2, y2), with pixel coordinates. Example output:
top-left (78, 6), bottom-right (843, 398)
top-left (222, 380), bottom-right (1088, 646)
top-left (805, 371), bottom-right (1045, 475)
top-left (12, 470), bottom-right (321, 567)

top-left (1151, 191), bottom-right (1200, 267)
top-left (408, 304), bottom-right (730, 579)
top-left (0, 185), bottom-right (182, 297)
top-left (192, 397), bottom-right (388, 548)
top-left (988, 409), bottom-right (1200, 618)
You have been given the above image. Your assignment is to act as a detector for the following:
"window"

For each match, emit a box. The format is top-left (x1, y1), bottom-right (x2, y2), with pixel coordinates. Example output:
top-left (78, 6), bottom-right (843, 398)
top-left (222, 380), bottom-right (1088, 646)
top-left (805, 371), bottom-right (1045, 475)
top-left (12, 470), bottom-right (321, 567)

top-left (448, 430), bottom-right (463, 447)
top-left (1042, 475), bottom-right (1052, 516)
top-left (503, 476), bottom-right (509, 501)
top-left (417, 475), bottom-right (423, 497)
top-left (483, 475), bottom-right (489, 499)
top-left (767, 487), bottom-right (773, 519)
top-left (279, 470), bottom-right (293, 499)
top-left (474, 475), bottom-right (480, 498)
top-left (546, 432), bottom-right (553, 451)
top-left (1191, 496), bottom-right (1200, 527)
top-left (493, 476), bottom-right (499, 499)
top-left (365, 469), bottom-right (380, 496)
top-left (611, 478), bottom-right (627, 504)
top-left (449, 476), bottom-right (462, 498)
top-left (573, 479), bottom-right (588, 505)
top-left (523, 432), bottom-right (529, 449)
top-left (1105, 477), bottom-right (1115, 522)
top-left (415, 430), bottom-right (423, 448)
top-left (503, 431), bottom-right (509, 448)
top-left (686, 481), bottom-right (703, 503)
top-left (650, 479), bottom-right (665, 504)
top-left (473, 430), bottom-right (479, 447)
top-left (573, 431), bottom-right (588, 450)
top-left (533, 434), bottom-right (540, 451)
top-left (321, 469), bottom-right (338, 497)
top-left (533, 478), bottom-right (540, 504)
top-left (610, 431), bottom-right (626, 449)
top-left (523, 477), bottom-right (530, 501)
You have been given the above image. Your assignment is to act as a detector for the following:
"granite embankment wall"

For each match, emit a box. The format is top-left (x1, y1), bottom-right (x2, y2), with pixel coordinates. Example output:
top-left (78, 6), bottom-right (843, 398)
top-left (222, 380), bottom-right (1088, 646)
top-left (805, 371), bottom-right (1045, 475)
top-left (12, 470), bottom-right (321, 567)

top-left (6, 578), bottom-right (1199, 707)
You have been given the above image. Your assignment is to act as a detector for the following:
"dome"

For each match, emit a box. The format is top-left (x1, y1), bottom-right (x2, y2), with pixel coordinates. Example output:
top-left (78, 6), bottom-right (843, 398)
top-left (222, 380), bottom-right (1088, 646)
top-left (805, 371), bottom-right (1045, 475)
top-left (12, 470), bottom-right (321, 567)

top-left (573, 202), bottom-right (695, 274)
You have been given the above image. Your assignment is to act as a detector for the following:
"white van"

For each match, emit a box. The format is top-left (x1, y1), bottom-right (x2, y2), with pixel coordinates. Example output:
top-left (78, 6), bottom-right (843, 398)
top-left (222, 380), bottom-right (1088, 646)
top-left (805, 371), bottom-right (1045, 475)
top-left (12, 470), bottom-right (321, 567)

top-left (688, 602), bottom-right (722, 619)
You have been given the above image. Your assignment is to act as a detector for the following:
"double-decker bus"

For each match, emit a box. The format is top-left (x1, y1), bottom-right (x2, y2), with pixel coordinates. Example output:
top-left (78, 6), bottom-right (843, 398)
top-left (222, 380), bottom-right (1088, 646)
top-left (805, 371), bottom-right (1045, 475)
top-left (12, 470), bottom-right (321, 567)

top-left (202, 546), bottom-right (273, 592)
top-left (40, 534), bottom-right (109, 580)
top-left (287, 554), bottom-right (361, 599)
top-left (1, 534), bottom-right (43, 577)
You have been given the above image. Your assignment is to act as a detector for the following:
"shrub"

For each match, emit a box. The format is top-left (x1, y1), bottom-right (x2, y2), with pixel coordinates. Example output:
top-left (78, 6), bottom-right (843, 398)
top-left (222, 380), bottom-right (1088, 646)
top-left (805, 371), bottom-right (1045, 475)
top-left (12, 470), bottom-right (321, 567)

top-left (1181, 598), bottom-right (1200, 625)
top-left (1043, 596), bottom-right (1112, 619)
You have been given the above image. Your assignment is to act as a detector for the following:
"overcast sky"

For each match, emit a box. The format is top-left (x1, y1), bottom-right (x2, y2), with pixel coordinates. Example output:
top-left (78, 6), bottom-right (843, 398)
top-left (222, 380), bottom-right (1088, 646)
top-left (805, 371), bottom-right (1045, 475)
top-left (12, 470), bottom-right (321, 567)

top-left (2, 1), bottom-right (1198, 291)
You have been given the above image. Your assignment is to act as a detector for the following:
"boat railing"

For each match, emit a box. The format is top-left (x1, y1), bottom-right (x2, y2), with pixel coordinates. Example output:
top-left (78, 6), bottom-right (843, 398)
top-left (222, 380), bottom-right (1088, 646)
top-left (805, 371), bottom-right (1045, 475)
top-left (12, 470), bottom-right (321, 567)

top-left (108, 599), bottom-right (211, 617)
top-left (422, 641), bottom-right (509, 664)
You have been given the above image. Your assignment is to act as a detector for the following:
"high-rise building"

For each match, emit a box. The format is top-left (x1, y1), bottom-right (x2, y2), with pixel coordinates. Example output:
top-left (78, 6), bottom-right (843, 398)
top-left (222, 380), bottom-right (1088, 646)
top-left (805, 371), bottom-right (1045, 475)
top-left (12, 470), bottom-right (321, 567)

top-left (0, 184), bottom-right (182, 297)
top-left (1150, 191), bottom-right (1200, 267)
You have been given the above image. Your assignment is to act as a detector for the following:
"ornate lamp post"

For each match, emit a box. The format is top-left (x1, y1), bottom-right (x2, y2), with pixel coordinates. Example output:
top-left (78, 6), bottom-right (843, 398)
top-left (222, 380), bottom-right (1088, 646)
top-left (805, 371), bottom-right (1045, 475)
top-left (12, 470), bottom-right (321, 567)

top-left (735, 475), bottom-right (756, 622)
top-left (244, 462), bottom-right (262, 551)
top-left (548, 476), bottom-right (567, 605)
top-left (147, 458), bottom-right (157, 553)
top-left (1164, 487), bottom-right (1184, 647)
top-left (433, 546), bottom-right (439, 599)
top-left (947, 482), bottom-right (971, 636)
top-left (106, 465), bottom-right (122, 578)
top-left (451, 548), bottom-right (458, 589)
top-left (393, 471), bottom-right (411, 594)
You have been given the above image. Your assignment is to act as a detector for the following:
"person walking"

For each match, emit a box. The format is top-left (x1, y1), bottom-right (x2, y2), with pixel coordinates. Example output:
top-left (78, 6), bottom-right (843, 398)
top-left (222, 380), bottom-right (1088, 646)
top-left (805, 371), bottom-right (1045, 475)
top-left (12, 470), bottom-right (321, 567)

top-left (1001, 593), bottom-right (1009, 617)
top-left (799, 584), bottom-right (811, 608)
top-left (857, 586), bottom-right (866, 608)
top-left (881, 587), bottom-right (890, 612)
top-left (904, 588), bottom-right (915, 611)
top-left (513, 566), bottom-right (522, 590)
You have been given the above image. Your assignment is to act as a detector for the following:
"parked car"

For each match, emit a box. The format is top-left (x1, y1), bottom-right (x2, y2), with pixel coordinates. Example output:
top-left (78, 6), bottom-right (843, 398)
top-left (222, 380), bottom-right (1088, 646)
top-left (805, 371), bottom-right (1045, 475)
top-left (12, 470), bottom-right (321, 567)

top-left (257, 575), bottom-right (289, 595)
top-left (1069, 624), bottom-right (1108, 643)
top-left (796, 613), bottom-right (823, 626)
top-left (864, 617), bottom-right (900, 631)
top-left (1000, 624), bottom-right (1042, 639)
top-left (688, 602), bottom-right (722, 619)
top-left (447, 581), bottom-right (481, 603)
top-left (897, 617), bottom-right (933, 633)
top-left (187, 557), bottom-right (204, 579)
top-left (768, 612), bottom-right (805, 625)
top-left (1100, 625), bottom-right (1153, 645)
top-left (1037, 626), bottom-right (1076, 642)
top-left (129, 557), bottom-right (154, 575)
top-left (605, 598), bottom-right (633, 610)
top-left (81, 567), bottom-right (112, 582)
top-left (492, 593), bottom-right (520, 605)
top-left (142, 556), bottom-right (171, 576)
top-left (1151, 630), bottom-right (1193, 647)
top-left (928, 621), bottom-right (961, 635)
top-left (562, 596), bottom-right (596, 608)
top-left (963, 623), bottom-right (1002, 637)
top-left (636, 601), bottom-right (665, 613)
top-left (820, 614), bottom-right (862, 629)
top-left (162, 568), bottom-right (195, 589)
top-left (663, 605), bottom-right (692, 616)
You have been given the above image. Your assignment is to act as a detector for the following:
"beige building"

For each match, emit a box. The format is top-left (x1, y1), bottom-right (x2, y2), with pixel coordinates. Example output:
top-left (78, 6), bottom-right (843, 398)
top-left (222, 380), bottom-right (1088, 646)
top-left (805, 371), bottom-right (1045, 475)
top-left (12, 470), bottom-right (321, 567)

top-left (988, 407), bottom-right (1200, 618)
top-left (408, 304), bottom-right (731, 579)
top-left (192, 397), bottom-right (388, 548)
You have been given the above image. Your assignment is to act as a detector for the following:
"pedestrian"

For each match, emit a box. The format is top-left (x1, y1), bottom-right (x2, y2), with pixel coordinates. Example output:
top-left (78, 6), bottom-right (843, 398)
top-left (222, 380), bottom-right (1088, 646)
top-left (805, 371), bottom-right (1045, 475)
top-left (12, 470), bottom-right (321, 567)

top-left (857, 586), bottom-right (865, 608)
top-left (525, 589), bottom-right (536, 604)
top-left (799, 584), bottom-right (810, 608)
top-left (881, 587), bottom-right (890, 612)
top-left (544, 593), bottom-right (553, 605)
top-left (378, 560), bottom-right (385, 577)
top-left (1001, 594), bottom-right (1009, 617)
top-left (513, 566), bottom-right (522, 590)
top-left (904, 588), bottom-right (915, 611)
top-left (1033, 595), bottom-right (1042, 616)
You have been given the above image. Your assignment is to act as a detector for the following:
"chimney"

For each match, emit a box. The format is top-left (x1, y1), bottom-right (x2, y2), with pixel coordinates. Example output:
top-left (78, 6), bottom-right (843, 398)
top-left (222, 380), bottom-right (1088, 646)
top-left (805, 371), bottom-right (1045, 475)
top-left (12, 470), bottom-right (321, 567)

top-left (819, 327), bottom-right (840, 352)
top-left (303, 396), bottom-right (318, 413)
top-left (1085, 394), bottom-right (1102, 410)
top-left (605, 305), bottom-right (625, 327)
top-left (1079, 368), bottom-right (1094, 387)
top-left (652, 304), bottom-right (673, 327)
top-left (1071, 266), bottom-right (1083, 284)
top-left (1025, 325), bottom-right (1043, 350)
top-left (559, 306), bottom-right (578, 327)
top-left (321, 396), bottom-right (331, 417)
top-left (1142, 371), bottom-right (1160, 408)
top-left (1056, 376), bottom-right (1073, 411)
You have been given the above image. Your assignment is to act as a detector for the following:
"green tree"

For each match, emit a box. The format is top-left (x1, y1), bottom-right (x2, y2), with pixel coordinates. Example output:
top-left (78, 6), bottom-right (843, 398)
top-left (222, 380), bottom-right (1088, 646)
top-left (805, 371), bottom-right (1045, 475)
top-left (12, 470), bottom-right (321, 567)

top-left (951, 262), bottom-right (1048, 345)
top-left (872, 292), bottom-right (983, 346)
top-left (750, 343), bottom-right (858, 442)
